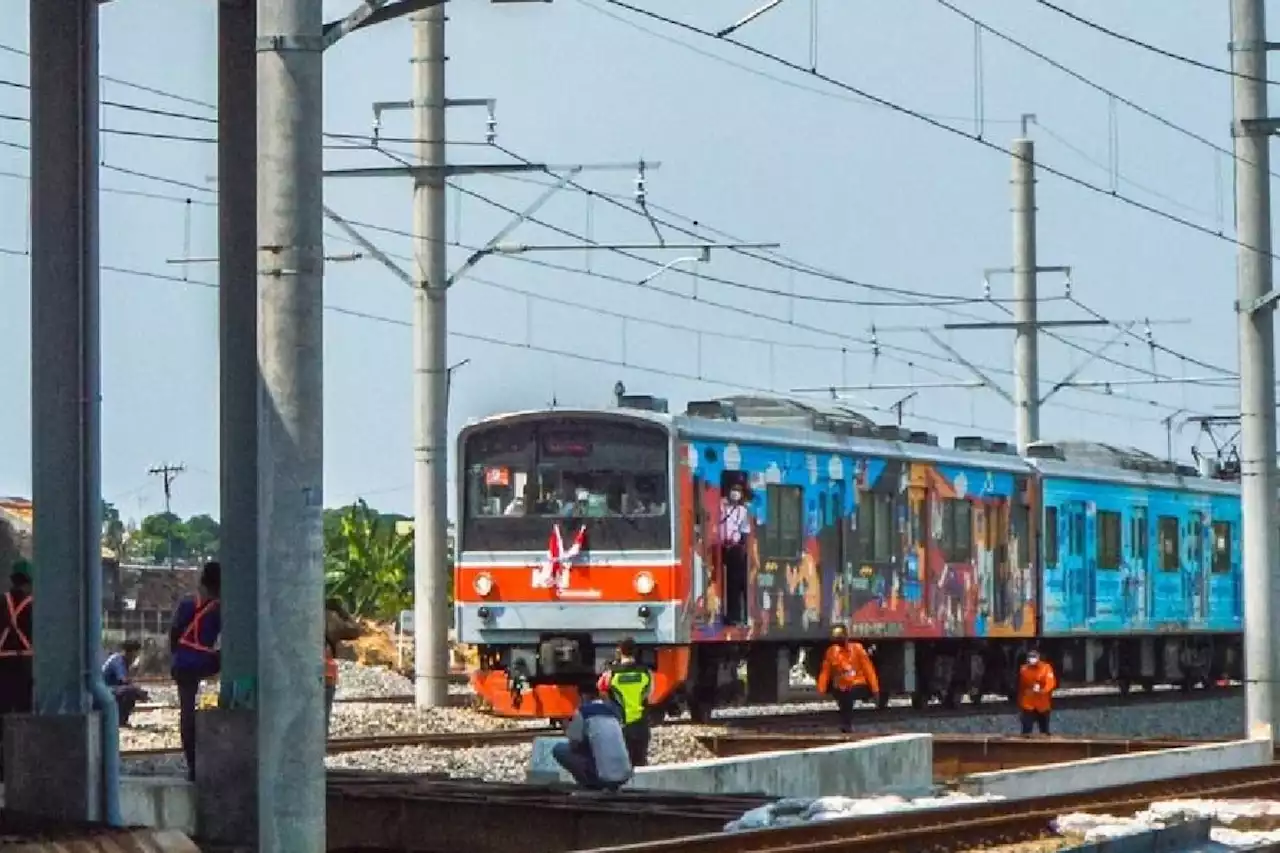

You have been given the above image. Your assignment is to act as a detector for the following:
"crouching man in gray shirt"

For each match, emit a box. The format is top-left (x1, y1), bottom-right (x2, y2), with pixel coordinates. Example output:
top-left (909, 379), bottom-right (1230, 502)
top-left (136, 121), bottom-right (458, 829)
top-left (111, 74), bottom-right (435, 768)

top-left (552, 682), bottom-right (633, 790)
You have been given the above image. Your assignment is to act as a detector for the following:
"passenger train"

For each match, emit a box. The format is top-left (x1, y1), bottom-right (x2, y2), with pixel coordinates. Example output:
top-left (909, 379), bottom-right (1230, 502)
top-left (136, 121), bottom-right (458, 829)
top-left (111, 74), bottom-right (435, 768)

top-left (454, 394), bottom-right (1244, 721)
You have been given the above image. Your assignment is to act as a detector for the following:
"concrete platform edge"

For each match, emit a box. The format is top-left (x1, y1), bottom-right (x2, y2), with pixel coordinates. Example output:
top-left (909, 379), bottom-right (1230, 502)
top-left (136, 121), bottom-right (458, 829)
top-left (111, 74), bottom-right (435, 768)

top-left (957, 736), bottom-right (1273, 800)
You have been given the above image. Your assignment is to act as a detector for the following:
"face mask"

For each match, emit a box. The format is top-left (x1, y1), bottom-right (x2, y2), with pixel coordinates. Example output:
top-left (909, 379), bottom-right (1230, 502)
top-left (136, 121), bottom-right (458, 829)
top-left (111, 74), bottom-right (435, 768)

top-left (729, 490), bottom-right (742, 502)
top-left (1027, 656), bottom-right (1039, 665)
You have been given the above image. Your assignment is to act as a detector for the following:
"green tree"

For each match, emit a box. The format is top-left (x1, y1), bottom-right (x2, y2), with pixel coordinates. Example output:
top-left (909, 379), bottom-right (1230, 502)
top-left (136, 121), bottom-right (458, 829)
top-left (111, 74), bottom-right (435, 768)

top-left (136, 511), bottom-right (188, 564)
top-left (0, 518), bottom-right (19, 576)
top-left (101, 501), bottom-right (125, 559)
top-left (324, 499), bottom-right (413, 620)
top-left (184, 514), bottom-right (221, 561)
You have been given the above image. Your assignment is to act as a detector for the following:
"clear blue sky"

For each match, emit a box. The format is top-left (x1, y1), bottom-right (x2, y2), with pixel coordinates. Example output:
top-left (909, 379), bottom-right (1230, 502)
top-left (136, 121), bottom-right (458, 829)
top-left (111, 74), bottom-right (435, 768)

top-left (0, 0), bottom-right (1255, 523)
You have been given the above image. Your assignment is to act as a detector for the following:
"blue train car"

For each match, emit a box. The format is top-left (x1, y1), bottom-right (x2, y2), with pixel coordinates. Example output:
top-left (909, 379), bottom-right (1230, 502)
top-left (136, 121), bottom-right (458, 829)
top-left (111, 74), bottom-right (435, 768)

top-left (1027, 441), bottom-right (1243, 691)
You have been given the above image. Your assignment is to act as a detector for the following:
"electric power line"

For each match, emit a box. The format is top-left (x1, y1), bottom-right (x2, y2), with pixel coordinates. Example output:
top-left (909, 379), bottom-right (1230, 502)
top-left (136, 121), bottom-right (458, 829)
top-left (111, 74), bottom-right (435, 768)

top-left (933, 0), bottom-right (1273, 181)
top-left (596, 0), bottom-right (1273, 259)
top-left (1033, 0), bottom-right (1279, 86)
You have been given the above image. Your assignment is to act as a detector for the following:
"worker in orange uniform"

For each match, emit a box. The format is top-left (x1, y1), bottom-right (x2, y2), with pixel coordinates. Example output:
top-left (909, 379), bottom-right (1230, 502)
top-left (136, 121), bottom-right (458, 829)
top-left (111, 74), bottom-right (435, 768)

top-left (816, 624), bottom-right (879, 733)
top-left (1017, 648), bottom-right (1057, 736)
top-left (324, 599), bottom-right (362, 737)
top-left (169, 561), bottom-right (221, 781)
top-left (0, 563), bottom-right (33, 782)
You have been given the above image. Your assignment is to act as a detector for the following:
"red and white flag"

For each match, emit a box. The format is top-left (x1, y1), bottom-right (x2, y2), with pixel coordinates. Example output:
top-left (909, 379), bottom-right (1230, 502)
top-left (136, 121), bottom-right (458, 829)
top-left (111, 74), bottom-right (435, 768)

top-left (531, 523), bottom-right (587, 590)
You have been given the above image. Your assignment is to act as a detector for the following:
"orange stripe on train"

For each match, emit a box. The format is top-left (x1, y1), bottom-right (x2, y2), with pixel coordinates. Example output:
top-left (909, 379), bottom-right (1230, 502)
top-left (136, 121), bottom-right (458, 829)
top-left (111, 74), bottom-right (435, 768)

top-left (454, 564), bottom-right (676, 603)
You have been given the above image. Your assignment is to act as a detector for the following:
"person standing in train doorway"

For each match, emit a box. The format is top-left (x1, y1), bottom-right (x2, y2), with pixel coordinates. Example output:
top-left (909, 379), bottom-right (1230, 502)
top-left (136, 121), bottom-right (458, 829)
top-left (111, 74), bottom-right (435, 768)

top-left (1017, 648), bottom-right (1057, 736)
top-left (719, 482), bottom-right (751, 625)
top-left (816, 625), bottom-right (880, 733)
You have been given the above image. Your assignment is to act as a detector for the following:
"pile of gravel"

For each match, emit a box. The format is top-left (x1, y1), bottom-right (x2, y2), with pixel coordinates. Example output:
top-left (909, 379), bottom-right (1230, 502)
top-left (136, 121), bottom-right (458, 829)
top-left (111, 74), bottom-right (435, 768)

top-left (324, 726), bottom-right (723, 781)
top-left (334, 661), bottom-right (414, 700)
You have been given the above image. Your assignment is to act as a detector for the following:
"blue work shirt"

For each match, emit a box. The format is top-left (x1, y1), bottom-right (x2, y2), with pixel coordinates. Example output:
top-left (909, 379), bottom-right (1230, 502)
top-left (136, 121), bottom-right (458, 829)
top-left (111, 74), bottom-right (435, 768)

top-left (170, 595), bottom-right (221, 673)
top-left (102, 652), bottom-right (128, 687)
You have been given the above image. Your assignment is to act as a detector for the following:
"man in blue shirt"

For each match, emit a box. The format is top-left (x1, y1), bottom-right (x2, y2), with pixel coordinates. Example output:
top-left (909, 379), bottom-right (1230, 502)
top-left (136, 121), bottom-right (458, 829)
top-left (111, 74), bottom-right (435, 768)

top-left (169, 561), bottom-right (221, 781)
top-left (552, 682), bottom-right (633, 791)
top-left (102, 640), bottom-right (149, 727)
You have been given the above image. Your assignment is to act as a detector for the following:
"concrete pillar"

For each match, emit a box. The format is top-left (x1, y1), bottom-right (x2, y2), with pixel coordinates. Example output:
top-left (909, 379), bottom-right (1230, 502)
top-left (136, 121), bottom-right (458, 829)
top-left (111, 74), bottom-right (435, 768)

top-left (9, 0), bottom-right (104, 820)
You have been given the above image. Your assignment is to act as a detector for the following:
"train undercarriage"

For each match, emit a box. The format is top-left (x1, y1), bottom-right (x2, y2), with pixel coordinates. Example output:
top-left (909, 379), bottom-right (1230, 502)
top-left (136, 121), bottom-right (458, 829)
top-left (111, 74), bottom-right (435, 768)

top-left (471, 632), bottom-right (1245, 722)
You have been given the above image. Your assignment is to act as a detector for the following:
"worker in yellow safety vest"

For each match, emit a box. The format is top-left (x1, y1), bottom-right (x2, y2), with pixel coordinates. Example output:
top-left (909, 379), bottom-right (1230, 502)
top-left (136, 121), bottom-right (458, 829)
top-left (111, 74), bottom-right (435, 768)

top-left (596, 637), bottom-right (653, 766)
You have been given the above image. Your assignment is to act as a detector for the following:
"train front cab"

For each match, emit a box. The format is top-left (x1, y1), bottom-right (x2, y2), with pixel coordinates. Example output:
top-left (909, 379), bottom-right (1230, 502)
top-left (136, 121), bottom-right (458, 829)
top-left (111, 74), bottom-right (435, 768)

top-left (453, 410), bottom-right (691, 720)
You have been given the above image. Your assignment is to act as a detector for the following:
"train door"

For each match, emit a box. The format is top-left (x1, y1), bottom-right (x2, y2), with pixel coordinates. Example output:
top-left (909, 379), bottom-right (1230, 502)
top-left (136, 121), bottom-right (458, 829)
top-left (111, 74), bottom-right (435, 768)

top-left (691, 469), bottom-right (706, 606)
top-left (1085, 503), bottom-right (1099, 621)
top-left (1206, 517), bottom-right (1236, 626)
top-left (1132, 505), bottom-right (1149, 625)
top-left (1189, 511), bottom-right (1209, 624)
top-left (820, 479), bottom-right (848, 624)
top-left (1063, 500), bottom-right (1088, 628)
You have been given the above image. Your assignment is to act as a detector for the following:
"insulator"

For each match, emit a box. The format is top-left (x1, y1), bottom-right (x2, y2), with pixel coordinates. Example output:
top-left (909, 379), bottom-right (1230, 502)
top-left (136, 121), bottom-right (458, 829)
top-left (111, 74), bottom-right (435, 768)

top-left (634, 160), bottom-right (647, 205)
top-left (485, 114), bottom-right (497, 144)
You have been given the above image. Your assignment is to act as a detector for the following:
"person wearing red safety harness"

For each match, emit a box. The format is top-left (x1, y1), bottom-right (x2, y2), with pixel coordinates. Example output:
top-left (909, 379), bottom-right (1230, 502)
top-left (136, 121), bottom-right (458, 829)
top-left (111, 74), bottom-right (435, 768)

top-left (0, 563), bottom-right (33, 782)
top-left (169, 561), bottom-right (221, 781)
top-left (324, 599), bottom-right (361, 736)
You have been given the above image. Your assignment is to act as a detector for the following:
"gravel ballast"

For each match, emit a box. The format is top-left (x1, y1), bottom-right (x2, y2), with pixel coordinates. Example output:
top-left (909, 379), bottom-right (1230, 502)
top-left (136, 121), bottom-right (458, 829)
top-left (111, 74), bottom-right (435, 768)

top-left (120, 662), bottom-right (1249, 781)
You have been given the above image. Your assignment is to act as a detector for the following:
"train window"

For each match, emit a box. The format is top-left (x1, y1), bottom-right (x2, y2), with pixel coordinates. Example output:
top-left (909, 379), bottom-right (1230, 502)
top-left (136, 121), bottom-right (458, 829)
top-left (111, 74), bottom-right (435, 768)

top-left (763, 485), bottom-right (804, 559)
top-left (857, 492), bottom-right (894, 562)
top-left (1043, 506), bottom-right (1058, 567)
top-left (1097, 511), bottom-right (1122, 570)
top-left (1212, 521), bottom-right (1233, 574)
top-left (940, 498), bottom-right (972, 563)
top-left (1158, 515), bottom-right (1180, 571)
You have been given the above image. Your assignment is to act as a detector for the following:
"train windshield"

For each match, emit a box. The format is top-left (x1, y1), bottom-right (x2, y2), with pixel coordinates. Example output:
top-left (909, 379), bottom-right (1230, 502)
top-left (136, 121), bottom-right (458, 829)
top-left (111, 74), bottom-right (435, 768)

top-left (462, 417), bottom-right (671, 552)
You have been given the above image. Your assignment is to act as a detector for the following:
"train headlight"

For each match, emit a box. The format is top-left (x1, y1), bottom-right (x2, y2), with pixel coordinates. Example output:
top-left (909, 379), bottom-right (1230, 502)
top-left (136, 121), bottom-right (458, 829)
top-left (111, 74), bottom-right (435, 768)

top-left (633, 572), bottom-right (655, 596)
top-left (473, 573), bottom-right (494, 597)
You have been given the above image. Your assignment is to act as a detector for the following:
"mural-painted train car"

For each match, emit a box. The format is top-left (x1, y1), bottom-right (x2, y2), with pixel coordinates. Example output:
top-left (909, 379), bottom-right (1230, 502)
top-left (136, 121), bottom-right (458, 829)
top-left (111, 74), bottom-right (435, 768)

top-left (455, 395), bottom-right (1244, 720)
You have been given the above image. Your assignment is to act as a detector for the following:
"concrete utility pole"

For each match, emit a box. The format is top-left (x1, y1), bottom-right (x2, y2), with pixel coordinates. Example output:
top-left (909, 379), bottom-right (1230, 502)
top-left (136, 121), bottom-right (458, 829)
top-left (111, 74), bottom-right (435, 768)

top-left (1011, 133), bottom-right (1039, 454)
top-left (147, 463), bottom-right (185, 516)
top-left (14, 0), bottom-right (115, 824)
top-left (256, 0), bottom-right (326, 847)
top-left (1229, 0), bottom-right (1280, 741)
top-left (196, 0), bottom-right (260, 845)
top-left (147, 463), bottom-right (185, 569)
top-left (940, 119), bottom-right (1113, 450)
top-left (412, 3), bottom-right (452, 709)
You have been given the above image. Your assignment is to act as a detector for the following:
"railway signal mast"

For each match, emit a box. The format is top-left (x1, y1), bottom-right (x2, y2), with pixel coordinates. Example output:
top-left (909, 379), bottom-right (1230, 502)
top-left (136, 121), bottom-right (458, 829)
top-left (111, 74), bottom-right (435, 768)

top-left (1229, 0), bottom-right (1280, 742)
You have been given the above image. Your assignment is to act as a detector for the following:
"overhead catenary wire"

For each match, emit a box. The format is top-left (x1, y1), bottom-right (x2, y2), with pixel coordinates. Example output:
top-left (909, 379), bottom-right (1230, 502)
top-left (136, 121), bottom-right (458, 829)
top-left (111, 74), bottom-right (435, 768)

top-left (596, 0), bottom-right (1277, 259)
top-left (1033, 0), bottom-right (1280, 86)
top-left (0, 241), bottom-right (1150, 433)
top-left (0, 35), bottom-right (1200, 430)
top-left (932, 0), bottom-right (1274, 183)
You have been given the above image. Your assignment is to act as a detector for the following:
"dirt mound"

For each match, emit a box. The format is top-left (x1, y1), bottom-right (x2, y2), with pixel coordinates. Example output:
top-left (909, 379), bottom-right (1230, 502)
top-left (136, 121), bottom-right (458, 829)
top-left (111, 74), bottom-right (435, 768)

top-left (349, 620), bottom-right (402, 668)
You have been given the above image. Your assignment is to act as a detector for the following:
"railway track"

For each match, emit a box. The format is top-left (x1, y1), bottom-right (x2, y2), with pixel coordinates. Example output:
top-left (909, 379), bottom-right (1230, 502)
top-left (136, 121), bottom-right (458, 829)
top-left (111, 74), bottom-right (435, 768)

top-left (571, 760), bottom-right (1280, 853)
top-left (121, 726), bottom-right (556, 759)
top-left (716, 683), bottom-right (1242, 732)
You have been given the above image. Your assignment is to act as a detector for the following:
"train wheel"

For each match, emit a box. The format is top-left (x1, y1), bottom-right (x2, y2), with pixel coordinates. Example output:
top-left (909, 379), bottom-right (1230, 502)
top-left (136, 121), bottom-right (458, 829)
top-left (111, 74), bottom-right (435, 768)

top-left (910, 691), bottom-right (927, 710)
top-left (688, 701), bottom-right (713, 724)
top-left (967, 689), bottom-right (983, 707)
top-left (1117, 678), bottom-right (1131, 697)
top-left (875, 690), bottom-right (890, 710)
